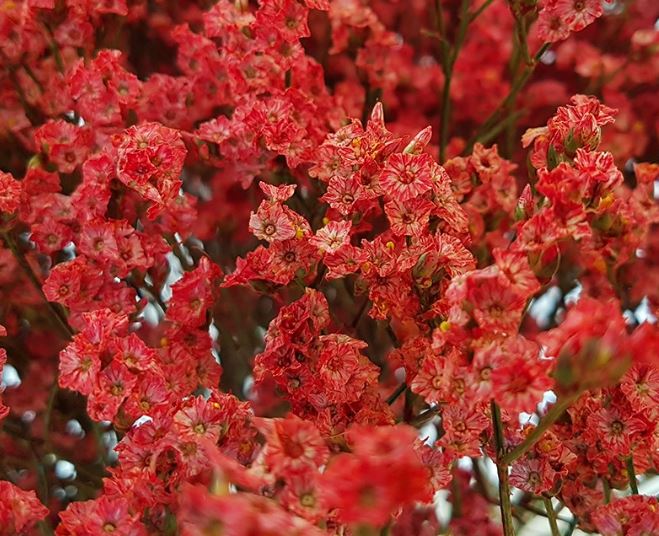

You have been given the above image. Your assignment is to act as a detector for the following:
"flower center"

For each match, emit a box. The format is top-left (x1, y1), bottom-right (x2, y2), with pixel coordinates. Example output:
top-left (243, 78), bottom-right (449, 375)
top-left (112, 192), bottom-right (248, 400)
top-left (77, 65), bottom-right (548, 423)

top-left (194, 423), bottom-right (206, 435)
top-left (528, 471), bottom-right (541, 487)
top-left (300, 492), bottom-right (316, 507)
top-left (264, 223), bottom-right (276, 236)
top-left (398, 170), bottom-right (415, 184)
top-left (283, 438), bottom-right (305, 458)
top-left (480, 367), bottom-right (492, 381)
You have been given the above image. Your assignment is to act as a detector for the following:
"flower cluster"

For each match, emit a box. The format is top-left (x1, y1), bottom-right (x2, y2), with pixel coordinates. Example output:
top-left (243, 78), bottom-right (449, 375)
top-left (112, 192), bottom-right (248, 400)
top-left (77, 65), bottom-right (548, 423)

top-left (0, 0), bottom-right (657, 535)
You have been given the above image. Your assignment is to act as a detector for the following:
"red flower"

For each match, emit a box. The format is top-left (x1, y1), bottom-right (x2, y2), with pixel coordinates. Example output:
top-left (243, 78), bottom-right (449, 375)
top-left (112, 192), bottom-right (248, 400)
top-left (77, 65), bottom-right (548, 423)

top-left (258, 414), bottom-right (329, 475)
top-left (167, 257), bottom-right (223, 328)
top-left (554, 0), bottom-right (603, 32)
top-left (379, 153), bottom-right (434, 201)
top-left (0, 171), bottom-right (21, 214)
top-left (466, 268), bottom-right (527, 336)
top-left (309, 220), bottom-right (352, 253)
top-left (490, 336), bottom-right (553, 414)
top-left (57, 495), bottom-right (146, 535)
top-left (539, 296), bottom-right (632, 392)
top-left (591, 496), bottom-right (659, 536)
top-left (87, 360), bottom-right (137, 422)
top-left (437, 402), bottom-right (490, 457)
top-left (588, 405), bottom-right (646, 456)
top-left (411, 349), bottom-right (458, 405)
top-left (0, 481), bottom-right (49, 534)
top-left (279, 470), bottom-right (328, 523)
top-left (385, 197), bottom-right (434, 237)
top-left (249, 202), bottom-right (298, 242)
top-left (510, 458), bottom-right (556, 495)
top-left (114, 122), bottom-right (187, 217)
top-left (58, 336), bottom-right (102, 396)
top-left (322, 425), bottom-right (432, 526)
top-left (34, 120), bottom-right (93, 173)
top-left (0, 0), bottom-right (656, 533)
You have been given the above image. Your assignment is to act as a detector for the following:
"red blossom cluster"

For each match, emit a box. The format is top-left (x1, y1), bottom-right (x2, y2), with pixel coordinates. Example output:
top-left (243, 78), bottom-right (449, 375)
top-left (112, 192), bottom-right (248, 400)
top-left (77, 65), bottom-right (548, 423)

top-left (0, 0), bottom-right (657, 535)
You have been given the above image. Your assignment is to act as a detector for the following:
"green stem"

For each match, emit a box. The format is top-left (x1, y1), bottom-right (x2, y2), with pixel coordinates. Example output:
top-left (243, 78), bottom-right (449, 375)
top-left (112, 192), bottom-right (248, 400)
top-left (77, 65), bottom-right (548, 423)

top-left (521, 502), bottom-right (572, 523)
top-left (543, 497), bottom-right (560, 536)
top-left (479, 110), bottom-right (525, 147)
top-left (311, 263), bottom-right (327, 289)
top-left (433, 0), bottom-right (447, 70)
top-left (491, 401), bottom-right (515, 536)
top-left (465, 43), bottom-right (550, 152)
top-left (501, 394), bottom-right (577, 466)
top-left (626, 456), bottom-right (639, 494)
top-left (437, 0), bottom-right (471, 163)
top-left (438, 65), bottom-right (453, 163)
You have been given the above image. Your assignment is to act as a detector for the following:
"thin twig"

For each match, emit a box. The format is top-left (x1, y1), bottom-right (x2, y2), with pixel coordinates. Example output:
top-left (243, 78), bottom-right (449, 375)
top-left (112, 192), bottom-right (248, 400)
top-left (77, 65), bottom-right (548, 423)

top-left (2, 232), bottom-right (74, 338)
top-left (409, 405), bottom-right (441, 427)
top-left (602, 478), bottom-right (611, 503)
top-left (470, 0), bottom-right (495, 22)
top-left (165, 234), bottom-right (194, 271)
top-left (311, 263), bottom-right (327, 289)
top-left (626, 455), bottom-right (639, 494)
top-left (385, 383), bottom-right (407, 405)
top-left (351, 298), bottom-right (370, 330)
top-left (42, 380), bottom-right (59, 449)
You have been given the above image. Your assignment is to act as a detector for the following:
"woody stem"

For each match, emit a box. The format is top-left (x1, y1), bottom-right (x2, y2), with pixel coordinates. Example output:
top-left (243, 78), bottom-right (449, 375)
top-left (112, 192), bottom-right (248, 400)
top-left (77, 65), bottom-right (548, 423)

top-left (543, 497), bottom-right (561, 536)
top-left (491, 400), bottom-right (515, 536)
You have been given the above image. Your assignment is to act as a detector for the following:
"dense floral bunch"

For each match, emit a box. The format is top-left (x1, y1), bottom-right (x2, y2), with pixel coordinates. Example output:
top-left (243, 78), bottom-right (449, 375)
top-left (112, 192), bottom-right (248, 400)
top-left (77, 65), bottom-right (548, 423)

top-left (0, 0), bottom-right (657, 535)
